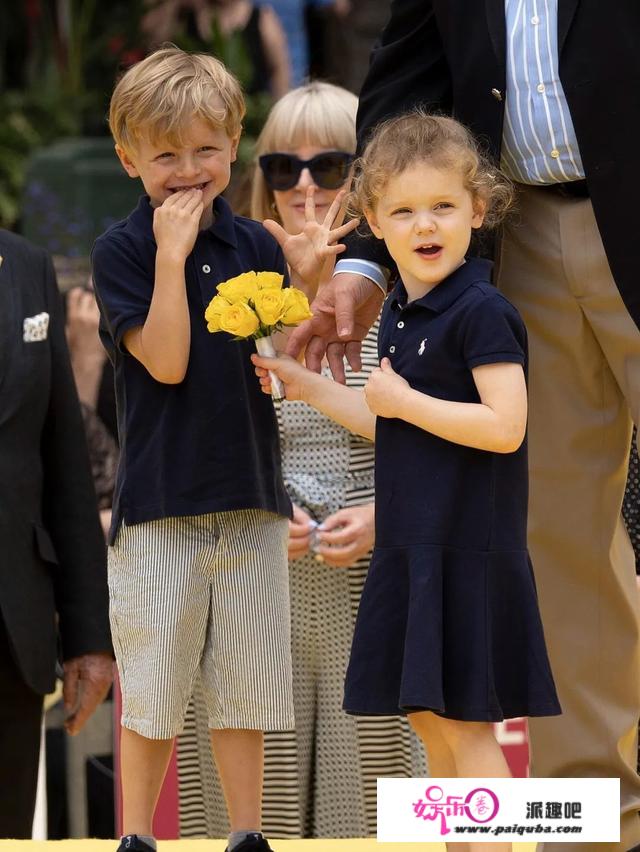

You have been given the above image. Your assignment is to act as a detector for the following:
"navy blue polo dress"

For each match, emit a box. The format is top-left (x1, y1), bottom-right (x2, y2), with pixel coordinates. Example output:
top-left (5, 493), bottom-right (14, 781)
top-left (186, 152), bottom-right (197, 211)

top-left (343, 258), bottom-right (561, 722)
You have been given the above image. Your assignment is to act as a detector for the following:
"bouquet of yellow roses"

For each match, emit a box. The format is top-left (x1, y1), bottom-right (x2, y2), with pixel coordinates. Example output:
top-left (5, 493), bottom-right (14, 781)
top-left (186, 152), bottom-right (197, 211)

top-left (205, 270), bottom-right (313, 401)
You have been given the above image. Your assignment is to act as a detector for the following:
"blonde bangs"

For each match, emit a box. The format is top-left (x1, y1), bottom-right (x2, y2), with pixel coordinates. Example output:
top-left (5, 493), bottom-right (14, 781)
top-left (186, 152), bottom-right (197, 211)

top-left (266, 100), bottom-right (355, 154)
top-left (129, 86), bottom-right (230, 151)
top-left (251, 82), bottom-right (357, 222)
top-left (258, 83), bottom-right (357, 156)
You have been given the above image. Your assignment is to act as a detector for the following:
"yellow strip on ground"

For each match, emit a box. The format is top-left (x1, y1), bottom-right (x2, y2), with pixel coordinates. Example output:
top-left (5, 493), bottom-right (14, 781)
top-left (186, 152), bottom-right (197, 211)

top-left (0, 840), bottom-right (537, 851)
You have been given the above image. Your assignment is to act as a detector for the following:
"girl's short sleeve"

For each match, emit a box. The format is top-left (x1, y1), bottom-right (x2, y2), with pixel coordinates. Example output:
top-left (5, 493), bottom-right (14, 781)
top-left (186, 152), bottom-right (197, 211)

top-left (462, 293), bottom-right (527, 370)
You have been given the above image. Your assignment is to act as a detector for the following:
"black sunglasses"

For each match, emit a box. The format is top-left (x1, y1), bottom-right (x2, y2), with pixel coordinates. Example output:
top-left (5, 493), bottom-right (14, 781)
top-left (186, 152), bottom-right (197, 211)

top-left (259, 151), bottom-right (354, 191)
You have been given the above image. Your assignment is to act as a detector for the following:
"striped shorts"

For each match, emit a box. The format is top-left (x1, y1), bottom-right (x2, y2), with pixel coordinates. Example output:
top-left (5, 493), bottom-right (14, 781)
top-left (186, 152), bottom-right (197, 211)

top-left (108, 509), bottom-right (294, 739)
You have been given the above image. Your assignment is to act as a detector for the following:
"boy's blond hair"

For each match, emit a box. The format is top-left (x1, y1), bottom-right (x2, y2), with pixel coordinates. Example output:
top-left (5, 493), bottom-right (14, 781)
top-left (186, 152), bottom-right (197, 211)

top-left (109, 45), bottom-right (246, 153)
top-left (251, 82), bottom-right (357, 223)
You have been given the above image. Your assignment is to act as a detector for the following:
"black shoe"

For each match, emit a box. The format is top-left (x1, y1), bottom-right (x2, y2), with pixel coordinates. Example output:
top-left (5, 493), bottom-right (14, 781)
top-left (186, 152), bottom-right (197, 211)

top-left (225, 833), bottom-right (274, 852)
top-left (116, 836), bottom-right (156, 852)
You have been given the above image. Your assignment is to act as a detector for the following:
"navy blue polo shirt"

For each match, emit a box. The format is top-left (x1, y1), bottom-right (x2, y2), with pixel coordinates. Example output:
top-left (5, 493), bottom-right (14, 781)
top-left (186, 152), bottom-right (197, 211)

top-left (92, 194), bottom-right (291, 544)
top-left (375, 257), bottom-right (528, 553)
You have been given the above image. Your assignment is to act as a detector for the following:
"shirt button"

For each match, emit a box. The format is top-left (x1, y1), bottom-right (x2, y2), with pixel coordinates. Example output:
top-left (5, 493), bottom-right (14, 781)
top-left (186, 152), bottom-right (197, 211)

top-left (531, 15), bottom-right (540, 24)
top-left (397, 321), bottom-right (405, 329)
top-left (389, 345), bottom-right (396, 354)
top-left (550, 149), bottom-right (560, 159)
top-left (202, 264), bottom-right (211, 273)
top-left (536, 83), bottom-right (545, 94)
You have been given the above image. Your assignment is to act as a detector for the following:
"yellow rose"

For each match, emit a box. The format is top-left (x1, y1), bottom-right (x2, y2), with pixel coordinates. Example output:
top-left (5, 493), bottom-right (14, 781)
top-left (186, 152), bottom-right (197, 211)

top-left (280, 287), bottom-right (313, 325)
top-left (217, 272), bottom-right (259, 303)
top-left (204, 294), bottom-right (231, 332)
top-left (253, 289), bottom-right (287, 326)
top-left (255, 271), bottom-right (284, 290)
top-left (219, 302), bottom-right (260, 338)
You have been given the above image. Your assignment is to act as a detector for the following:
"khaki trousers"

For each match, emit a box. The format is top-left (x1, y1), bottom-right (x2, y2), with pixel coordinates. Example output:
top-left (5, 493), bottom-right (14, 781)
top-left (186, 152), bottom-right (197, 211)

top-left (499, 184), bottom-right (640, 851)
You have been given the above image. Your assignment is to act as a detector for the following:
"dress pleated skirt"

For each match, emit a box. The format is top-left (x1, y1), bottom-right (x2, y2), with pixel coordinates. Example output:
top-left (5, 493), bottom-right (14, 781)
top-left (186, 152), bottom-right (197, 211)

top-left (343, 543), bottom-right (562, 722)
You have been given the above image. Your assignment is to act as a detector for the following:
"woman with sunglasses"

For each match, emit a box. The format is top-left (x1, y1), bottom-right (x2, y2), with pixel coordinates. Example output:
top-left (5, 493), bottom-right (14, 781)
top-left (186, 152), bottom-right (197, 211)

top-left (255, 82), bottom-right (425, 837)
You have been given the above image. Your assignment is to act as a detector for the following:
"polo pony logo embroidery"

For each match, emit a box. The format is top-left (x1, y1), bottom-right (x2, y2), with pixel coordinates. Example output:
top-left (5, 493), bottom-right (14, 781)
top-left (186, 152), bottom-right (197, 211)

top-left (418, 338), bottom-right (428, 355)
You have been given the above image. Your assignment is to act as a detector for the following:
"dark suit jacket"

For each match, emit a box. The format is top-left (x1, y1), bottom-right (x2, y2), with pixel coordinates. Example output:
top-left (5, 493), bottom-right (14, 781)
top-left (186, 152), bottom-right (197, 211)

top-left (0, 229), bottom-right (111, 696)
top-left (350, 0), bottom-right (640, 329)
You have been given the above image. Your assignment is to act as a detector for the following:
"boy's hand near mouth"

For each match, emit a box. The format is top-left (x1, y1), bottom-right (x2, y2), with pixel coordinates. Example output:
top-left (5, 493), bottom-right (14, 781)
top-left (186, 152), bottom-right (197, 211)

top-left (153, 187), bottom-right (204, 262)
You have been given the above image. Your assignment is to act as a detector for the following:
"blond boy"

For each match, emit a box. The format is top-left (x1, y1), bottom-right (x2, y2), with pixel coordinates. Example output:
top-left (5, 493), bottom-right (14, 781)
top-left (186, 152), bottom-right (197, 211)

top-left (92, 47), bottom-right (295, 852)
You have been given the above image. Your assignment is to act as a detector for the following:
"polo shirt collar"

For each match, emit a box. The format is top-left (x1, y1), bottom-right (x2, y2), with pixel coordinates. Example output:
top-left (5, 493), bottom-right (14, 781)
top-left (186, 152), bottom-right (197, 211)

top-left (389, 257), bottom-right (492, 313)
top-left (128, 193), bottom-right (238, 248)
top-left (208, 195), bottom-right (238, 248)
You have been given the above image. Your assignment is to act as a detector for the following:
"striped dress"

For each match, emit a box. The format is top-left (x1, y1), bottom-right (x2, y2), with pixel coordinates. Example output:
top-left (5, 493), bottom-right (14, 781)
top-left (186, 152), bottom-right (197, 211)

top-left (176, 320), bottom-right (426, 838)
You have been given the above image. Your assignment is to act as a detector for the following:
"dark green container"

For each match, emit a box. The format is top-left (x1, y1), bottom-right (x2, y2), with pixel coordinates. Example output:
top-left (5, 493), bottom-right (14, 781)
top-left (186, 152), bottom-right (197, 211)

top-left (21, 137), bottom-right (142, 288)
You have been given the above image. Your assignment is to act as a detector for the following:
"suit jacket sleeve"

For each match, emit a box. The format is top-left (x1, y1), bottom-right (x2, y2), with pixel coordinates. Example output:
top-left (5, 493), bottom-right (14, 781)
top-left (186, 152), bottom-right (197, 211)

top-left (344, 0), bottom-right (452, 266)
top-left (39, 251), bottom-right (112, 661)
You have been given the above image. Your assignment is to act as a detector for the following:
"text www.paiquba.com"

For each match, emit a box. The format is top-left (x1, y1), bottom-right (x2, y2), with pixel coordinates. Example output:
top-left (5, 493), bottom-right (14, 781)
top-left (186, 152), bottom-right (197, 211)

top-left (454, 825), bottom-right (582, 836)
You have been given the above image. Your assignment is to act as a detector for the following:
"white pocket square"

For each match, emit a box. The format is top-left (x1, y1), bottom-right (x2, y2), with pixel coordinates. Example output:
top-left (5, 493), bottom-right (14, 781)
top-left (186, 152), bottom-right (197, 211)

top-left (23, 312), bottom-right (49, 342)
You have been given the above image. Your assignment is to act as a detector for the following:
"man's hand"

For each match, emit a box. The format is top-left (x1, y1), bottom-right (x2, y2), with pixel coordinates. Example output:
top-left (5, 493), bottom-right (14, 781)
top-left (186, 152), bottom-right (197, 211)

top-left (63, 652), bottom-right (113, 736)
top-left (285, 272), bottom-right (384, 382)
top-left (364, 357), bottom-right (411, 419)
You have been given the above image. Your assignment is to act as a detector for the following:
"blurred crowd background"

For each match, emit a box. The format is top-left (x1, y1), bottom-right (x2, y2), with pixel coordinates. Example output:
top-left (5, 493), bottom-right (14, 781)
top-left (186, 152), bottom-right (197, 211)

top-left (0, 0), bottom-right (389, 270)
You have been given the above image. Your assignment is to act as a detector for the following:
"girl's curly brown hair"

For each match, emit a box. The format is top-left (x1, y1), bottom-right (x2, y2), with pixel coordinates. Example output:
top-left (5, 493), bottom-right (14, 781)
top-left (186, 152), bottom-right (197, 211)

top-left (349, 109), bottom-right (514, 229)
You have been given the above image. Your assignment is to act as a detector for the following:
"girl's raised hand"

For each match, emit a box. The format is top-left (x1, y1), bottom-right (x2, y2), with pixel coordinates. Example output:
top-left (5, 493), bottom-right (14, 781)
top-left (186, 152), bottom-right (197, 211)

top-left (263, 187), bottom-right (359, 290)
top-left (364, 357), bottom-right (411, 419)
top-left (251, 351), bottom-right (317, 401)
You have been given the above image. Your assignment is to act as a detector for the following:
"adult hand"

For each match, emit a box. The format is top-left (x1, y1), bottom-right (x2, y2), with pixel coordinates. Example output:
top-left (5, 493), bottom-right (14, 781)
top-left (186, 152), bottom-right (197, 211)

top-left (316, 503), bottom-right (375, 567)
top-left (65, 284), bottom-right (107, 408)
top-left (263, 187), bottom-right (358, 291)
top-left (285, 272), bottom-right (384, 382)
top-left (63, 652), bottom-right (113, 736)
top-left (288, 503), bottom-right (314, 560)
top-left (332, 0), bottom-right (351, 17)
top-left (364, 357), bottom-right (411, 419)
top-left (65, 285), bottom-right (102, 358)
